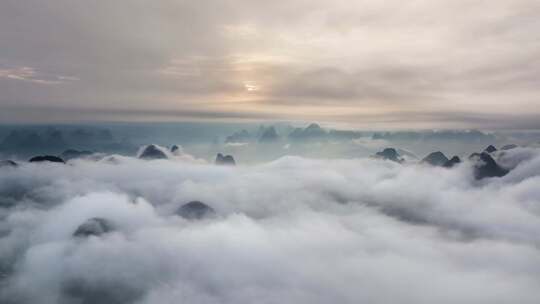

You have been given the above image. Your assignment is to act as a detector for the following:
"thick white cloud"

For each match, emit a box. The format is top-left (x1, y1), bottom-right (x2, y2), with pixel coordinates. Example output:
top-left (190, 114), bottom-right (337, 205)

top-left (1, 148), bottom-right (540, 303)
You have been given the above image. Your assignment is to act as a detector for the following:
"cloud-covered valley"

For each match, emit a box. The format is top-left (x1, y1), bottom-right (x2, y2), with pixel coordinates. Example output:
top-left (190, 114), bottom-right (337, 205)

top-left (1, 146), bottom-right (540, 304)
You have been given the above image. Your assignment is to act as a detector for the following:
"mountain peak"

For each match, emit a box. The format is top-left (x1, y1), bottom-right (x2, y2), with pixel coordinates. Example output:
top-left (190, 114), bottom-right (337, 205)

top-left (215, 153), bottom-right (236, 165)
top-left (375, 148), bottom-right (403, 163)
top-left (138, 144), bottom-right (168, 160)
top-left (421, 151), bottom-right (449, 166)
top-left (29, 155), bottom-right (65, 163)
top-left (484, 145), bottom-right (497, 153)
top-left (443, 156), bottom-right (461, 168)
top-left (176, 201), bottom-right (216, 220)
top-left (470, 152), bottom-right (508, 179)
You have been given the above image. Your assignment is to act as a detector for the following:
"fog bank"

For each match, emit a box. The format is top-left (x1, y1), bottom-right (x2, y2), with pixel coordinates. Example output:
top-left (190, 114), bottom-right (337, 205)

top-left (1, 147), bottom-right (540, 303)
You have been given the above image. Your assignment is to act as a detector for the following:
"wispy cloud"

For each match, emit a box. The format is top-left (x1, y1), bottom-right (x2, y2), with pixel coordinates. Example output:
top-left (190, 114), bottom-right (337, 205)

top-left (0, 66), bottom-right (78, 85)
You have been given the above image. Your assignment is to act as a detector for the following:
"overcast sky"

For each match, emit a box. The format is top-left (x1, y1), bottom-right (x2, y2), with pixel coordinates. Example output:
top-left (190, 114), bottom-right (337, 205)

top-left (1, 0), bottom-right (539, 129)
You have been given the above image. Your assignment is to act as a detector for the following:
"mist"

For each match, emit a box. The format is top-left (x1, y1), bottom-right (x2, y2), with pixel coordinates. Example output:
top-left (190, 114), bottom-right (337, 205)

top-left (1, 145), bottom-right (540, 303)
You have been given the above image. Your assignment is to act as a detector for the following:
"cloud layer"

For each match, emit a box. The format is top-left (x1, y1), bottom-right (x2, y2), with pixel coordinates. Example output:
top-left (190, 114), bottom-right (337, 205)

top-left (1, 147), bottom-right (540, 303)
top-left (1, 0), bottom-right (540, 127)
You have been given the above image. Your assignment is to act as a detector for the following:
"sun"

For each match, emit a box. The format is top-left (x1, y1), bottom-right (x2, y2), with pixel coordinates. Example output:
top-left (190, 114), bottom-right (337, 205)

top-left (243, 81), bottom-right (260, 92)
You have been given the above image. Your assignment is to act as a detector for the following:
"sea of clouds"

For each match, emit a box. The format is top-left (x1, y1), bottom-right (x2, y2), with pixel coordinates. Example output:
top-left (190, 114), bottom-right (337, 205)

top-left (1, 147), bottom-right (540, 304)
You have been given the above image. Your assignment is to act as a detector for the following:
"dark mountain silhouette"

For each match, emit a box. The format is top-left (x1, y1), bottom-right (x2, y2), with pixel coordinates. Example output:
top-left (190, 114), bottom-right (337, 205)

top-left (484, 145), bottom-right (497, 153)
top-left (0, 160), bottom-right (18, 168)
top-left (443, 156), bottom-right (461, 168)
top-left (421, 151), bottom-right (449, 166)
top-left (61, 149), bottom-right (93, 160)
top-left (176, 201), bottom-right (216, 220)
top-left (215, 153), bottom-right (236, 165)
top-left (469, 152), bottom-right (509, 179)
top-left (374, 148), bottom-right (404, 163)
top-left (29, 155), bottom-right (65, 163)
top-left (73, 218), bottom-right (113, 237)
top-left (138, 145), bottom-right (168, 160)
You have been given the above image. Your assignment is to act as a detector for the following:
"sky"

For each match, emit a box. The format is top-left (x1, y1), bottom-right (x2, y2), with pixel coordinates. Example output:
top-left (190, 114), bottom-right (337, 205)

top-left (1, 0), bottom-right (540, 129)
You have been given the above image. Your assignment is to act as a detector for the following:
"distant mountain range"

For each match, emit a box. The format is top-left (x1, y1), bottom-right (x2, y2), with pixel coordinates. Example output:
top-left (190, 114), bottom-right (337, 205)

top-left (223, 123), bottom-right (502, 144)
top-left (0, 127), bottom-right (130, 157)
top-left (1, 122), bottom-right (538, 162)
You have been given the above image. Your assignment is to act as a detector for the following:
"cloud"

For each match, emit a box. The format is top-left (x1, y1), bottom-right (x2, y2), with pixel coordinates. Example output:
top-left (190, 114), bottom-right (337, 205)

top-left (351, 136), bottom-right (391, 150)
top-left (1, 0), bottom-right (540, 127)
top-left (0, 66), bottom-right (78, 85)
top-left (225, 142), bottom-right (249, 147)
top-left (1, 147), bottom-right (540, 303)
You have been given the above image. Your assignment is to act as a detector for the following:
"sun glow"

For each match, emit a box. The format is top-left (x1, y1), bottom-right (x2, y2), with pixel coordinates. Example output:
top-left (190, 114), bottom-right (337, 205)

top-left (243, 81), bottom-right (260, 92)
